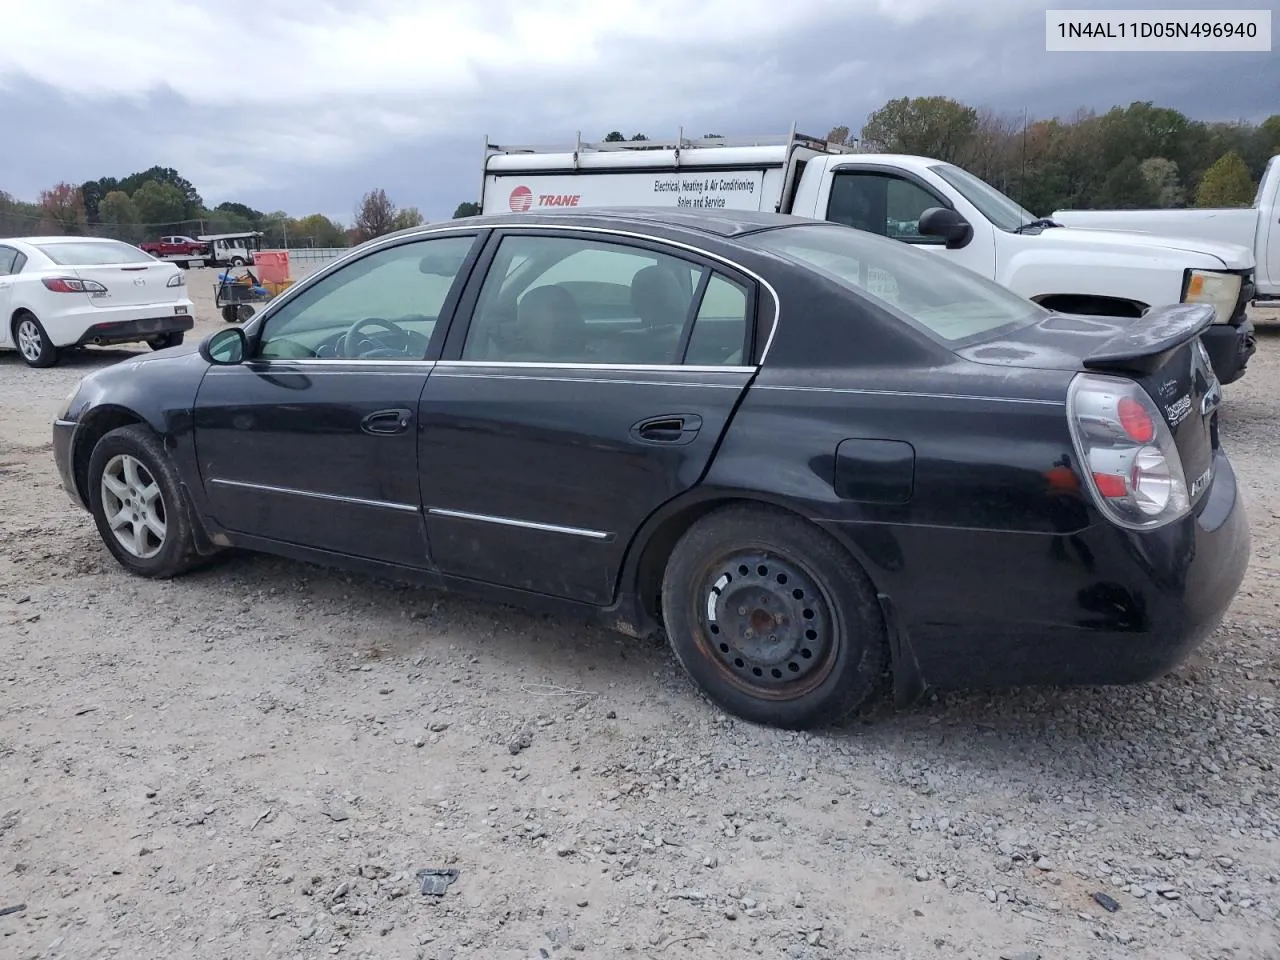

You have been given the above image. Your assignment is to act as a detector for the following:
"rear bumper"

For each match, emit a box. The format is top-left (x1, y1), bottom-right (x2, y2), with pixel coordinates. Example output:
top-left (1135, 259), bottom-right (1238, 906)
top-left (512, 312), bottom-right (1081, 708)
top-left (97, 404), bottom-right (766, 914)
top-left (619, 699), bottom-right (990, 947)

top-left (1201, 316), bottom-right (1256, 385)
top-left (827, 449), bottom-right (1250, 691)
top-left (74, 313), bottom-right (194, 347)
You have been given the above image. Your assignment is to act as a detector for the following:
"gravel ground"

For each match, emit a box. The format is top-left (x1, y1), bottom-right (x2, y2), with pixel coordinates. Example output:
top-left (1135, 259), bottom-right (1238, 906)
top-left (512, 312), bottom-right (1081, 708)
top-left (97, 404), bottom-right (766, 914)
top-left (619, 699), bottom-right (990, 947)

top-left (1, 285), bottom-right (1279, 960)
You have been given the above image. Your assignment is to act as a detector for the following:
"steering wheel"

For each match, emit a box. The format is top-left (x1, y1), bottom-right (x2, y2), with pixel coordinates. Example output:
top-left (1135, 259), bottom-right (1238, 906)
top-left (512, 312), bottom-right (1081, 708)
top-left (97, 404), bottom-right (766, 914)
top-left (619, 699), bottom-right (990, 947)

top-left (341, 317), bottom-right (411, 358)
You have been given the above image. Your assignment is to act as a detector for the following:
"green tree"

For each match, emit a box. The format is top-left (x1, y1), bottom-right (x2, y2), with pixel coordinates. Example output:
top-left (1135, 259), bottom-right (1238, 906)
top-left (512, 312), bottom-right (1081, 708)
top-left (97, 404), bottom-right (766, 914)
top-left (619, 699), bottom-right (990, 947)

top-left (1096, 156), bottom-right (1159, 208)
top-left (453, 201), bottom-right (481, 218)
top-left (603, 131), bottom-right (626, 142)
top-left (131, 180), bottom-right (187, 230)
top-left (81, 176), bottom-right (120, 224)
top-left (1138, 157), bottom-right (1185, 207)
top-left (215, 200), bottom-right (263, 223)
top-left (0, 191), bottom-right (41, 237)
top-left (1195, 152), bottom-right (1256, 207)
top-left (860, 96), bottom-right (979, 162)
top-left (393, 206), bottom-right (425, 230)
top-left (97, 190), bottom-right (142, 242)
top-left (293, 213), bottom-right (346, 247)
top-left (119, 166), bottom-right (203, 216)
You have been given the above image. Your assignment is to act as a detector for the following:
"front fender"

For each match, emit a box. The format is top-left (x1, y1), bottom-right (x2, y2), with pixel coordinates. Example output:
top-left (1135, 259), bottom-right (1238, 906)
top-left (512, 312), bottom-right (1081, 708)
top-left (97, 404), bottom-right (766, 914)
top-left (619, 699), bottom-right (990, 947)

top-left (998, 247), bottom-right (1200, 308)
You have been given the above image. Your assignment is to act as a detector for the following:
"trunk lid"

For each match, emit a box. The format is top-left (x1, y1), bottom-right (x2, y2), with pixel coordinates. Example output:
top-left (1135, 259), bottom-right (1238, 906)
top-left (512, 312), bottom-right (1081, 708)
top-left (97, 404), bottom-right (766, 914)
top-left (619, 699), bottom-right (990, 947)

top-left (74, 262), bottom-right (185, 309)
top-left (957, 304), bottom-right (1220, 504)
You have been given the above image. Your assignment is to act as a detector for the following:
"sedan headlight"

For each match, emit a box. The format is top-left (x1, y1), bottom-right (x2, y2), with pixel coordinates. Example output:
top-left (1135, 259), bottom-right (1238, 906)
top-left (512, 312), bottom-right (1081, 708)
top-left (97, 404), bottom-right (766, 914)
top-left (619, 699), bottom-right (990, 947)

top-left (1182, 269), bottom-right (1241, 324)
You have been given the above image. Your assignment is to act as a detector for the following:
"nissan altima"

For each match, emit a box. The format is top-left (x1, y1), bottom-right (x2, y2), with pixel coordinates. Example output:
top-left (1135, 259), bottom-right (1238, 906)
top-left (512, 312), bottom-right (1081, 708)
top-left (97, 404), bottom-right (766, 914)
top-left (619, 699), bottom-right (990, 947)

top-left (51, 208), bottom-right (1249, 729)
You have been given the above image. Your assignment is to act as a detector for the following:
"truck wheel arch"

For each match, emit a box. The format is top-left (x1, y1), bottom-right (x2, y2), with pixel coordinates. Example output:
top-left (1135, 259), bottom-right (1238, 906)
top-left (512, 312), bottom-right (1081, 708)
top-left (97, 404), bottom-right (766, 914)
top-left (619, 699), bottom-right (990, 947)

top-left (1032, 294), bottom-right (1148, 318)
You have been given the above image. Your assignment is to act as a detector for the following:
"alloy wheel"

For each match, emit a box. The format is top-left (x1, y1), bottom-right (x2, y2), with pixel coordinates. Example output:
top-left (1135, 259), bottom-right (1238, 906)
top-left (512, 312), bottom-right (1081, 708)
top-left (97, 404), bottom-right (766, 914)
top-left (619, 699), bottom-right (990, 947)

top-left (100, 454), bottom-right (167, 559)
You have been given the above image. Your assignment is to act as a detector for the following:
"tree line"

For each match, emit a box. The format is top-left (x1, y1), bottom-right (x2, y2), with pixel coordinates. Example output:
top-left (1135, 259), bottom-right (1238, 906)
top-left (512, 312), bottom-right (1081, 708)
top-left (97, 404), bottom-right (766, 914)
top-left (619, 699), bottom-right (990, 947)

top-left (0, 168), bottom-right (425, 249)
top-left (5, 98), bottom-right (1277, 251)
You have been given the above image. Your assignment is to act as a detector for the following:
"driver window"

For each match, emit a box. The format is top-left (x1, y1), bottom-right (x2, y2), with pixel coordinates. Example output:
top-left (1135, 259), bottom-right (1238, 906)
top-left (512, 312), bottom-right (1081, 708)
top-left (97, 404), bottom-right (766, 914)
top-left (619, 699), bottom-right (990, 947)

top-left (827, 172), bottom-right (946, 244)
top-left (256, 235), bottom-right (476, 361)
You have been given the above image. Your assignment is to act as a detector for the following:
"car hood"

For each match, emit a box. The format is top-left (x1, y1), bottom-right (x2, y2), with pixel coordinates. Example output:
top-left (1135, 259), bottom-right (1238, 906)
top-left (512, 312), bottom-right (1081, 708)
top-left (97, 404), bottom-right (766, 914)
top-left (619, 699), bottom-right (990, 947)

top-left (956, 310), bottom-right (1164, 372)
top-left (1039, 225), bottom-right (1253, 269)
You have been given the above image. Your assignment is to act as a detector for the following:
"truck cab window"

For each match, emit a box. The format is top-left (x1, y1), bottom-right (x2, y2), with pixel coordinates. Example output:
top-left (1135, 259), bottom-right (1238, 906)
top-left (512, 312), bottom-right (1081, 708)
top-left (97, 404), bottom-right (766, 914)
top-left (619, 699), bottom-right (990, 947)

top-left (827, 172), bottom-right (945, 243)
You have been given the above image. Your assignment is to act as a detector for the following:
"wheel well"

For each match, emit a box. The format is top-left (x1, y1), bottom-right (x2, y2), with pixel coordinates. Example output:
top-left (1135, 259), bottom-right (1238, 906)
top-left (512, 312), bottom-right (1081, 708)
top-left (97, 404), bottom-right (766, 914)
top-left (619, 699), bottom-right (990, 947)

top-left (10, 307), bottom-right (35, 333)
top-left (72, 407), bottom-right (147, 502)
top-left (629, 496), bottom-right (843, 628)
top-left (1033, 294), bottom-right (1148, 318)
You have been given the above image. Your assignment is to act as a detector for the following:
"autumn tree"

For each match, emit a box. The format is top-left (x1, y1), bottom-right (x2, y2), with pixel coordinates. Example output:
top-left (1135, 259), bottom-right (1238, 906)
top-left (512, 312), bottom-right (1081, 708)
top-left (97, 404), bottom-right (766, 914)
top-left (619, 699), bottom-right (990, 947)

top-left (97, 190), bottom-right (142, 241)
top-left (39, 182), bottom-right (87, 234)
top-left (453, 201), bottom-right (481, 218)
top-left (1195, 152), bottom-right (1256, 207)
top-left (353, 188), bottom-right (398, 241)
top-left (860, 96), bottom-right (979, 162)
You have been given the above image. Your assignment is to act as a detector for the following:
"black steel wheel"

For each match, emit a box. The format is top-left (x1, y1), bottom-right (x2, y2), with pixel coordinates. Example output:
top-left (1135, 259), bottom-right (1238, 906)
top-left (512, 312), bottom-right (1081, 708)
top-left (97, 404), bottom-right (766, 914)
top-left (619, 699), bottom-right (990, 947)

top-left (661, 503), bottom-right (888, 729)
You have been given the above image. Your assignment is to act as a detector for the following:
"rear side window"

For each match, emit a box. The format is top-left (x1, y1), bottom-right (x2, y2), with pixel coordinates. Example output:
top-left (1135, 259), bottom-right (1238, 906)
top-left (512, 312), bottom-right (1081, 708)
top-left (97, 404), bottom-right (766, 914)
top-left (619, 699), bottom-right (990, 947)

top-left (33, 240), bottom-right (155, 265)
top-left (461, 234), bottom-right (751, 366)
top-left (0, 246), bottom-right (18, 276)
top-left (745, 223), bottom-right (1045, 344)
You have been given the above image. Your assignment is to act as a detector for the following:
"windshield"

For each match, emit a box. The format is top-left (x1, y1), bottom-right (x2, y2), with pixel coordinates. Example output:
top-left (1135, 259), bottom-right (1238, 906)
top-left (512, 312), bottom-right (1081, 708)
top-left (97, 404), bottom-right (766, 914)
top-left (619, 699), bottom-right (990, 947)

top-left (929, 163), bottom-right (1039, 232)
top-left (34, 240), bottom-right (155, 265)
top-left (744, 223), bottom-right (1046, 345)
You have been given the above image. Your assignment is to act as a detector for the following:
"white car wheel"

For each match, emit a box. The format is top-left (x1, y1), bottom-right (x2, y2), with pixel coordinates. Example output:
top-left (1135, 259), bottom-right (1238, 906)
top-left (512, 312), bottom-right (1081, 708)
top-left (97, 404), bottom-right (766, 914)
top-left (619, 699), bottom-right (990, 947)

top-left (13, 313), bottom-right (57, 368)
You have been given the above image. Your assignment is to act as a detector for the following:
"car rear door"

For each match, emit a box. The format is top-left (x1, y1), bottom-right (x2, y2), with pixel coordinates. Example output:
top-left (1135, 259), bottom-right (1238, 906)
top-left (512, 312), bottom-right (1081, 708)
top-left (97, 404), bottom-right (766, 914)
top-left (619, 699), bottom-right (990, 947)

top-left (418, 227), bottom-right (763, 605)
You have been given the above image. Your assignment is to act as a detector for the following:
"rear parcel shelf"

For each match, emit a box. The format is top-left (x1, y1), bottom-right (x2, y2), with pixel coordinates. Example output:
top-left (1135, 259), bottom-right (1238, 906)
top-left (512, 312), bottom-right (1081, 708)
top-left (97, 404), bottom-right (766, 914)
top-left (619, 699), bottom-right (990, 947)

top-left (1080, 303), bottom-right (1216, 376)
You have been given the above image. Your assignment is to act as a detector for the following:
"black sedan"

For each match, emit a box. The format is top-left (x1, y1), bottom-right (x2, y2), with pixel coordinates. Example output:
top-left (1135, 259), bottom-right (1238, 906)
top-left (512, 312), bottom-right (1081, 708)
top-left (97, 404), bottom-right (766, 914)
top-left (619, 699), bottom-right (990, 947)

top-left (52, 208), bottom-right (1250, 729)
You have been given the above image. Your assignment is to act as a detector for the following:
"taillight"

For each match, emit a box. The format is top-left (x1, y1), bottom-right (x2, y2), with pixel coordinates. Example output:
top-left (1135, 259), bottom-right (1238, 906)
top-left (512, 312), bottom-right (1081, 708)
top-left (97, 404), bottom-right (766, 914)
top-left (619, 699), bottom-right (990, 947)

top-left (1066, 372), bottom-right (1191, 530)
top-left (167, 272), bottom-right (185, 287)
top-left (42, 277), bottom-right (107, 294)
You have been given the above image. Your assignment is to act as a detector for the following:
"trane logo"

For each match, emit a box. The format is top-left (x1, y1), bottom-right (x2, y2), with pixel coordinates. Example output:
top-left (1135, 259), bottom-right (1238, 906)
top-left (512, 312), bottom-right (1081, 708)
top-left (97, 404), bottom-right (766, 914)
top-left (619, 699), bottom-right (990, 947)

top-left (508, 186), bottom-right (581, 211)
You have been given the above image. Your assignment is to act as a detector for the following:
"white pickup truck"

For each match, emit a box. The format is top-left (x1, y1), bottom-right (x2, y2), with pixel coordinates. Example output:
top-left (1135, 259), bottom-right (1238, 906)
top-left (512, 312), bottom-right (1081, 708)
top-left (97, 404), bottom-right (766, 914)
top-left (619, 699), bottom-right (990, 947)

top-left (1052, 153), bottom-right (1278, 305)
top-left (480, 129), bottom-right (1258, 383)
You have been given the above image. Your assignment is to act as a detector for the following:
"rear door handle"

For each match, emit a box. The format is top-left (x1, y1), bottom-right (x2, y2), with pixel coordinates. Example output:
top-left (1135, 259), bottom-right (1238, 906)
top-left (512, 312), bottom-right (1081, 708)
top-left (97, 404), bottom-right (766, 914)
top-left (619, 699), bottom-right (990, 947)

top-left (631, 414), bottom-right (703, 445)
top-left (361, 408), bottom-right (412, 436)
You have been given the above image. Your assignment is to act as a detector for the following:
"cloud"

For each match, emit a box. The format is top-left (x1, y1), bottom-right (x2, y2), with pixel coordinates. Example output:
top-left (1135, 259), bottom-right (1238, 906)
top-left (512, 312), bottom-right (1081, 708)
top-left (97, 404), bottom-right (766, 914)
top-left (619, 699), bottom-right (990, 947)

top-left (0, 0), bottom-right (1275, 222)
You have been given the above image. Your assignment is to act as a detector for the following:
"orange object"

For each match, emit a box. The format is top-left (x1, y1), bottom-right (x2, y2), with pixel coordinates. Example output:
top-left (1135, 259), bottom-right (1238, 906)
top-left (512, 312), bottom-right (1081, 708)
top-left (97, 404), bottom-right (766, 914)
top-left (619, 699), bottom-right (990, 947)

top-left (255, 249), bottom-right (291, 284)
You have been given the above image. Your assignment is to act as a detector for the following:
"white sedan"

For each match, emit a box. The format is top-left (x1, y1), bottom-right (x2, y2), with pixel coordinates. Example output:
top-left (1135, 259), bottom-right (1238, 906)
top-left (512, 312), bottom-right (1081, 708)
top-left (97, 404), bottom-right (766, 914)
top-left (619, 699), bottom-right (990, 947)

top-left (0, 236), bottom-right (196, 368)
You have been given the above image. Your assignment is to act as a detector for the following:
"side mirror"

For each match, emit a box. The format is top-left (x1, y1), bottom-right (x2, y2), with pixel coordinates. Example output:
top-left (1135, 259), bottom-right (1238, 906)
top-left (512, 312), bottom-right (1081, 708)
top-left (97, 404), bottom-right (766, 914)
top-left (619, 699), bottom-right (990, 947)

top-left (200, 327), bottom-right (247, 365)
top-left (918, 207), bottom-right (974, 249)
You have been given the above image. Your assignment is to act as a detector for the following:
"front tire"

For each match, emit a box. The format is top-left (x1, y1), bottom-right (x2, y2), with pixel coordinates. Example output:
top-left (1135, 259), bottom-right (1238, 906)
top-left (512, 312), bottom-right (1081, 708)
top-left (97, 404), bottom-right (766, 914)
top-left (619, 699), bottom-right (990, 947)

top-left (87, 425), bottom-right (205, 578)
top-left (12, 312), bottom-right (58, 368)
top-left (660, 504), bottom-right (888, 729)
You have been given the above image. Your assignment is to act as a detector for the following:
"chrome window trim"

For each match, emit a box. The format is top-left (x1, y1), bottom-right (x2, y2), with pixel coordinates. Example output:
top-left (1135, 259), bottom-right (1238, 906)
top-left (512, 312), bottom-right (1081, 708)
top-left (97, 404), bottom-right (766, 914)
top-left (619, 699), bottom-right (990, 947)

top-left (253, 222), bottom-right (781, 364)
top-left (207, 477), bottom-right (419, 513)
top-left (755, 384), bottom-right (1064, 406)
top-left (426, 507), bottom-right (612, 540)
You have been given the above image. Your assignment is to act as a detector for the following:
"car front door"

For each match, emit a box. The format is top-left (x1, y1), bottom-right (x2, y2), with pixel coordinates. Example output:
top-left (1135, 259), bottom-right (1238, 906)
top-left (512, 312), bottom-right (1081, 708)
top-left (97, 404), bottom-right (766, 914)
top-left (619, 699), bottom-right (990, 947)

top-left (192, 231), bottom-right (482, 567)
top-left (418, 228), bottom-right (761, 605)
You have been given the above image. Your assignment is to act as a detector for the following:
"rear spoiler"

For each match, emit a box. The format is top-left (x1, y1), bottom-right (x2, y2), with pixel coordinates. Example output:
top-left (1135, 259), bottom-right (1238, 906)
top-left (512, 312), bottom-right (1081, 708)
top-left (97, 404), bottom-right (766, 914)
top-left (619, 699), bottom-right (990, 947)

top-left (1081, 303), bottom-right (1215, 375)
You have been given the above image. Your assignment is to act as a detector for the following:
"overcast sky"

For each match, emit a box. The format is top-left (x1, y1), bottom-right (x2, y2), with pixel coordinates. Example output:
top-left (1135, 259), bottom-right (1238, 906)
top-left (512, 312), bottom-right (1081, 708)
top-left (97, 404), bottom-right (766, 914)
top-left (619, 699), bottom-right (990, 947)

top-left (1, 0), bottom-right (1275, 224)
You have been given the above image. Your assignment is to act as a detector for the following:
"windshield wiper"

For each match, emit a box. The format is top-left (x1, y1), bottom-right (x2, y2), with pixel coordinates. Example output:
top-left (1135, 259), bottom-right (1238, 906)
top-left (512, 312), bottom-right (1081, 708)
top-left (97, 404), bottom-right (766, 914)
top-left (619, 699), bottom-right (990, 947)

top-left (1015, 218), bottom-right (1063, 234)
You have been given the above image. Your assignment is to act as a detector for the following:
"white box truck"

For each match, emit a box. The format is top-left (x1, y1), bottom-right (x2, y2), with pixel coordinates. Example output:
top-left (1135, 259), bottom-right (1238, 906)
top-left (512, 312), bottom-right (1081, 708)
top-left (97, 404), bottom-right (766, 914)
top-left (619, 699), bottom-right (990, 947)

top-left (479, 128), bottom-right (1258, 383)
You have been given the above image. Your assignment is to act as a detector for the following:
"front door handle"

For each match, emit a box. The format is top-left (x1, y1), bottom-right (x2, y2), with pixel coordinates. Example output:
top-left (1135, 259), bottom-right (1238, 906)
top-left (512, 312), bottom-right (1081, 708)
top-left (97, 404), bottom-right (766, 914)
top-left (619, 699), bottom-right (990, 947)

top-left (630, 414), bottom-right (703, 445)
top-left (361, 408), bottom-right (412, 436)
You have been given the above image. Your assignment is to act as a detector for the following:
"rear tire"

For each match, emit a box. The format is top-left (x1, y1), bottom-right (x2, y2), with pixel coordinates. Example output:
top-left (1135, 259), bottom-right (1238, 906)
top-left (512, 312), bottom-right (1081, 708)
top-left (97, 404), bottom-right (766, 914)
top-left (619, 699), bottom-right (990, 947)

top-left (147, 332), bottom-right (185, 351)
top-left (12, 312), bottom-right (59, 368)
top-left (660, 503), bottom-right (888, 729)
top-left (87, 425), bottom-right (208, 579)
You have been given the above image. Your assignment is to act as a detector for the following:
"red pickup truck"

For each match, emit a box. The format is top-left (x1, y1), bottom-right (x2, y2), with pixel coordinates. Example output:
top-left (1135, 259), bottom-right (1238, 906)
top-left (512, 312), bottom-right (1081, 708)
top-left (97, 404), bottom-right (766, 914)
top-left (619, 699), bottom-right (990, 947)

top-left (139, 236), bottom-right (210, 265)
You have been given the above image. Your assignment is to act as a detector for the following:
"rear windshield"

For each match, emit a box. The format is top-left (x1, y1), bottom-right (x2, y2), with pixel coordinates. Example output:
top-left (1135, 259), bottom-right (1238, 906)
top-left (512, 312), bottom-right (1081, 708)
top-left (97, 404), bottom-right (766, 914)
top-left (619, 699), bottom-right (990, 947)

top-left (743, 223), bottom-right (1046, 344)
top-left (34, 240), bottom-right (155, 266)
